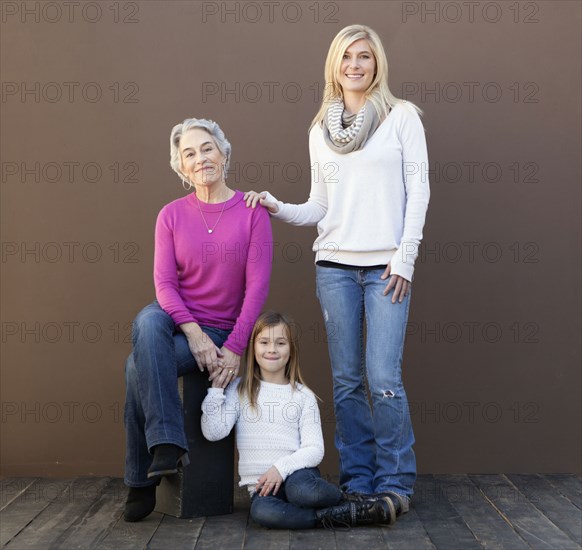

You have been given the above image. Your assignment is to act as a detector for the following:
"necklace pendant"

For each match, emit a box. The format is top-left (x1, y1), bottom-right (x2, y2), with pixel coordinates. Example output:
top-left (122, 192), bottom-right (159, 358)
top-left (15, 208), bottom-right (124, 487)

top-left (208, 229), bottom-right (213, 234)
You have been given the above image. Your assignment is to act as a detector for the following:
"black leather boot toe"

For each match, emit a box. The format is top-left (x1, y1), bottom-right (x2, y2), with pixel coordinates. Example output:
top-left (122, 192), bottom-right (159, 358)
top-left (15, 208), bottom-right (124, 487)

top-left (124, 484), bottom-right (157, 522)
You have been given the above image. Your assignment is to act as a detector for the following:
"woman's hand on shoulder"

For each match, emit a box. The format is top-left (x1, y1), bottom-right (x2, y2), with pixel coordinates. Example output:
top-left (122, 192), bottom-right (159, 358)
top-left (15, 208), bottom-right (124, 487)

top-left (243, 190), bottom-right (279, 214)
top-left (380, 263), bottom-right (411, 304)
top-left (208, 346), bottom-right (241, 389)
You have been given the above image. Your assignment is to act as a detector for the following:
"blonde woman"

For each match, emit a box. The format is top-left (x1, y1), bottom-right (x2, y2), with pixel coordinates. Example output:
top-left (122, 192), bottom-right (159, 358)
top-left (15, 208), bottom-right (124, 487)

top-left (245, 25), bottom-right (430, 517)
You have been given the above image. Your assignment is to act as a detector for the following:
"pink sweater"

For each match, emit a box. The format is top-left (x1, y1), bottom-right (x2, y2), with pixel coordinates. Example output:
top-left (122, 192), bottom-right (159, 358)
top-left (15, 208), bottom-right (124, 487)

top-left (154, 190), bottom-right (272, 356)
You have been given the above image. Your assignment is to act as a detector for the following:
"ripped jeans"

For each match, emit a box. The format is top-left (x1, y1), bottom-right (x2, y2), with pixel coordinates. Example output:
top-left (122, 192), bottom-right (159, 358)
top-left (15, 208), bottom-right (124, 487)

top-left (316, 264), bottom-right (416, 497)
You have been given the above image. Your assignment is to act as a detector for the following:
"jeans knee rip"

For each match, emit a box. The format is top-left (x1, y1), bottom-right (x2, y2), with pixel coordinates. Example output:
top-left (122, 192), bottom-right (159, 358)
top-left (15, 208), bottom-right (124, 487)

top-left (382, 389), bottom-right (395, 398)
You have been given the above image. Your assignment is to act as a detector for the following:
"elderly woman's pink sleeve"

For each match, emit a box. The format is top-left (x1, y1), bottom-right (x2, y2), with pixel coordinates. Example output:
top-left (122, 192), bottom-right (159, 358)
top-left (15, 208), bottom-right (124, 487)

top-left (223, 206), bottom-right (273, 355)
top-left (153, 207), bottom-right (197, 326)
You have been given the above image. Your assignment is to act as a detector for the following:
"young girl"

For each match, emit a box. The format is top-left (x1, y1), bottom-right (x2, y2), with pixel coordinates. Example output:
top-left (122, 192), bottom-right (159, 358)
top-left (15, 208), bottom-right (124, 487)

top-left (201, 311), bottom-right (396, 529)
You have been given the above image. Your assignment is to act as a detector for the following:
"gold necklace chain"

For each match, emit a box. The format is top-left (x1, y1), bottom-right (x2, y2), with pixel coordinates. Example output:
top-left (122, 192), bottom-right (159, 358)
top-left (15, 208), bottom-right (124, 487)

top-left (195, 190), bottom-right (229, 234)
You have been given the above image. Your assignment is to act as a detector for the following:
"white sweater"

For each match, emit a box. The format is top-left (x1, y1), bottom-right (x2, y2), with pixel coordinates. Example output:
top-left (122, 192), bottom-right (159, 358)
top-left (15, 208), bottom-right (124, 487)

top-left (266, 101), bottom-right (430, 282)
top-left (201, 379), bottom-right (324, 493)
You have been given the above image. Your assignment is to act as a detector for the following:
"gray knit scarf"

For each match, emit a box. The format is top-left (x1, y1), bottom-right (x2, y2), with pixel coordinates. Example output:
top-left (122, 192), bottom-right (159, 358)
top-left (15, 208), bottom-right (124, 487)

top-left (322, 99), bottom-right (381, 154)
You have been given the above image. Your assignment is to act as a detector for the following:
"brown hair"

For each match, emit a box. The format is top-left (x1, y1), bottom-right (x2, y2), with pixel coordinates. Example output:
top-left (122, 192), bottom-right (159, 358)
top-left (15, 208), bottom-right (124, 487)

top-left (238, 311), bottom-right (307, 408)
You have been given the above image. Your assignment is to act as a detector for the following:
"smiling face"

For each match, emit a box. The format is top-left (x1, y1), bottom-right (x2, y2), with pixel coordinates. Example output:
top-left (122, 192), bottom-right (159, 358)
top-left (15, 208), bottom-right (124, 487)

top-left (179, 128), bottom-right (226, 188)
top-left (254, 323), bottom-right (291, 385)
top-left (338, 38), bottom-right (376, 98)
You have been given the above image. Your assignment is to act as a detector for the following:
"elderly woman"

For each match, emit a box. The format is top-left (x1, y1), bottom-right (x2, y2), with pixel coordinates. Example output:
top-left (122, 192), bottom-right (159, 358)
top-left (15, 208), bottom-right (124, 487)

top-left (123, 118), bottom-right (272, 522)
top-left (245, 25), bottom-right (430, 519)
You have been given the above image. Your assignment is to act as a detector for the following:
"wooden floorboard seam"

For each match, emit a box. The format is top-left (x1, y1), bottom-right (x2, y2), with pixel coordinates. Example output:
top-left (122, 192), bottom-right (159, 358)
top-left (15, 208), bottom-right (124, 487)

top-left (2, 480), bottom-right (72, 548)
top-left (470, 475), bottom-right (580, 550)
top-left (92, 511), bottom-right (125, 550)
top-left (477, 480), bottom-right (525, 537)
top-left (145, 517), bottom-right (164, 549)
top-left (502, 474), bottom-right (582, 545)
top-left (0, 479), bottom-right (38, 513)
top-left (543, 475), bottom-right (582, 511)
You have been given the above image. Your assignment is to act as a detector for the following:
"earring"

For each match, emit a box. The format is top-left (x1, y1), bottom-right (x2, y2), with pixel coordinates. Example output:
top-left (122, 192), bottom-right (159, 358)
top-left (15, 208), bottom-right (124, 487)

top-left (181, 177), bottom-right (193, 191)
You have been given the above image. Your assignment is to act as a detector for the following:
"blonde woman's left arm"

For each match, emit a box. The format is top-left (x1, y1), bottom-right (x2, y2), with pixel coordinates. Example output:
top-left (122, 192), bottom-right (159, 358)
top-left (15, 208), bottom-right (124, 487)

top-left (382, 104), bottom-right (431, 302)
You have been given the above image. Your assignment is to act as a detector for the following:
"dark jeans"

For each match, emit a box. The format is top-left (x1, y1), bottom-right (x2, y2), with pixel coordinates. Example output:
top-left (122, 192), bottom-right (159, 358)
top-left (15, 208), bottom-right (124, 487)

top-left (250, 467), bottom-right (343, 529)
top-left (124, 301), bottom-right (230, 487)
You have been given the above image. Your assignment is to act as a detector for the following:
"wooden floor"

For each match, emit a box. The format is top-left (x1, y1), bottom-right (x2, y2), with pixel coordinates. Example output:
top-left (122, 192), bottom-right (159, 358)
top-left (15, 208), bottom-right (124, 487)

top-left (1, 474), bottom-right (580, 549)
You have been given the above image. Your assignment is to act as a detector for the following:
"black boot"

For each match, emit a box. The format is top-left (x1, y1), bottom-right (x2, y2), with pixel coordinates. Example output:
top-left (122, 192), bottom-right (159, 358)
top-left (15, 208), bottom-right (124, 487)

top-left (124, 484), bottom-right (157, 522)
top-left (315, 497), bottom-right (396, 529)
top-left (342, 491), bottom-right (370, 503)
top-left (147, 444), bottom-right (190, 479)
top-left (370, 491), bottom-right (410, 517)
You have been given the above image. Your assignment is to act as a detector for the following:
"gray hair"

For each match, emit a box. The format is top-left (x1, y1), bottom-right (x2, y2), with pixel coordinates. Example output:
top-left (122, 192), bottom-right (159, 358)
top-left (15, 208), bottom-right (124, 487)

top-left (169, 118), bottom-right (232, 180)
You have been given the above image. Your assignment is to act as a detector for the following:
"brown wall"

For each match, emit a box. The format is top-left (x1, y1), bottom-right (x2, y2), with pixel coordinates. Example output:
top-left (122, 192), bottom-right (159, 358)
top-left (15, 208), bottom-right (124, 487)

top-left (1, 1), bottom-right (580, 477)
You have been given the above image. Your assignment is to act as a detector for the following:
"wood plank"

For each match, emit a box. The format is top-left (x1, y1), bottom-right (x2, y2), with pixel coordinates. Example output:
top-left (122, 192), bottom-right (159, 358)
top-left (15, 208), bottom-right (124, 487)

top-left (147, 514), bottom-right (205, 550)
top-left (381, 507), bottom-right (435, 550)
top-left (335, 524), bottom-right (384, 550)
top-left (0, 478), bottom-right (38, 512)
top-left (48, 477), bottom-right (126, 550)
top-left (0, 478), bottom-right (71, 546)
top-left (291, 528), bottom-right (337, 550)
top-left (3, 477), bottom-right (111, 549)
top-left (507, 474), bottom-right (582, 546)
top-left (97, 510), bottom-right (164, 549)
top-left (433, 475), bottom-right (529, 549)
top-left (194, 505), bottom-right (248, 549)
top-left (470, 474), bottom-right (580, 549)
top-left (413, 475), bottom-right (482, 549)
top-left (1, 475), bottom-right (577, 550)
top-left (246, 519), bottom-right (290, 550)
top-left (543, 475), bottom-right (582, 510)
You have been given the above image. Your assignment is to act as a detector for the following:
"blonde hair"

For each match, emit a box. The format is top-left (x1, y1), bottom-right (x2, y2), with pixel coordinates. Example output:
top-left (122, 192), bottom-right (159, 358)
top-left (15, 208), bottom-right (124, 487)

top-left (310, 24), bottom-right (423, 130)
top-left (239, 312), bottom-right (307, 409)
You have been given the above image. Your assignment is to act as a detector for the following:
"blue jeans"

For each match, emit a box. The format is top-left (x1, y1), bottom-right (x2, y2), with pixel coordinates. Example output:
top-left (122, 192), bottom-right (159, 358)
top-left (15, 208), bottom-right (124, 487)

top-left (315, 265), bottom-right (416, 497)
top-left (124, 300), bottom-right (230, 487)
top-left (250, 467), bottom-right (343, 529)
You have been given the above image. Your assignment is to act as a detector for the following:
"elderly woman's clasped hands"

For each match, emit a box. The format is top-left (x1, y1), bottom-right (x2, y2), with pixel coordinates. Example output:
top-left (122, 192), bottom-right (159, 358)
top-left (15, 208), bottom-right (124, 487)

top-left (180, 321), bottom-right (240, 388)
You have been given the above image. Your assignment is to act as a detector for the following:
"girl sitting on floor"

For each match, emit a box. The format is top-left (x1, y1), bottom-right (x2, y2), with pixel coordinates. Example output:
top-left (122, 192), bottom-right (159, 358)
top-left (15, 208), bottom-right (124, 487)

top-left (201, 311), bottom-right (397, 529)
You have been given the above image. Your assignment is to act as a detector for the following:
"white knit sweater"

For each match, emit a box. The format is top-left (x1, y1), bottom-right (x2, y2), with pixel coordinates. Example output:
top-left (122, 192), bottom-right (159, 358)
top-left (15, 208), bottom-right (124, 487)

top-left (201, 379), bottom-right (324, 493)
top-left (265, 101), bottom-right (430, 282)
